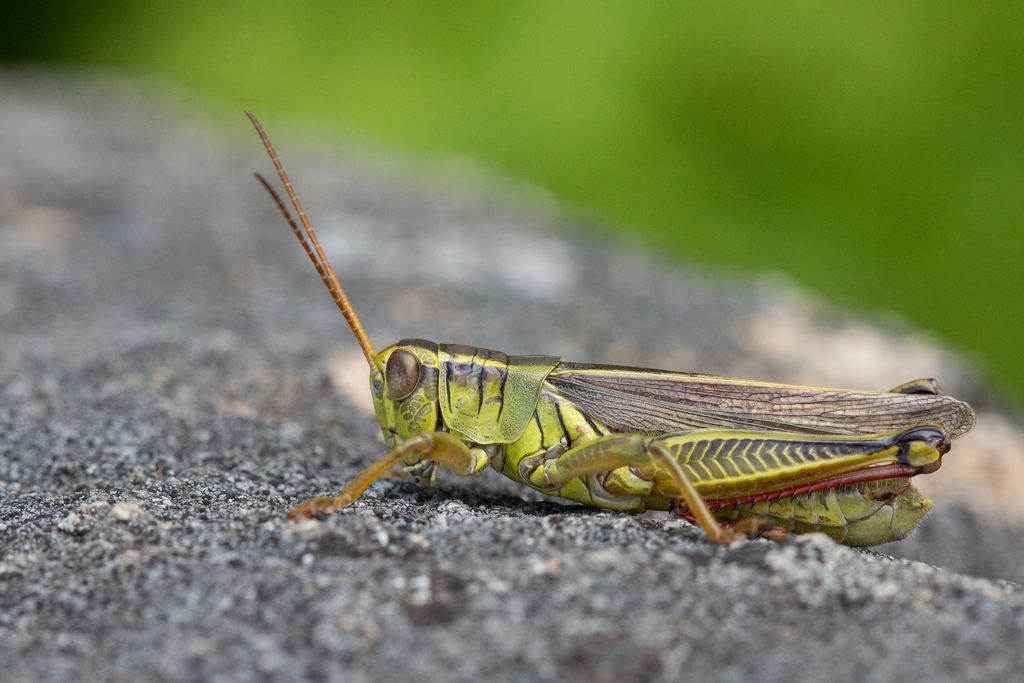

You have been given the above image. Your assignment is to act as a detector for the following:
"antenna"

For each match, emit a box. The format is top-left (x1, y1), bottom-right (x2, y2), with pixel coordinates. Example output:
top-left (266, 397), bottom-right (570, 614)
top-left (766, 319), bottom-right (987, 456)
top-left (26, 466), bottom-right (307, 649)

top-left (246, 111), bottom-right (376, 366)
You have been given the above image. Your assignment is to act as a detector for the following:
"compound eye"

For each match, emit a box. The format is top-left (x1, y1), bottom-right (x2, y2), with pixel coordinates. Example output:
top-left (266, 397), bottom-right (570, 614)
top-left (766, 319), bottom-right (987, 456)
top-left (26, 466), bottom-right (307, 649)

top-left (385, 349), bottom-right (421, 401)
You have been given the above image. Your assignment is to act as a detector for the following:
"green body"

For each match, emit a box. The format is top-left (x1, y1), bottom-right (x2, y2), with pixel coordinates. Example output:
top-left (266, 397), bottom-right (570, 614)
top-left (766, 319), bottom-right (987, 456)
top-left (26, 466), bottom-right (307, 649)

top-left (368, 340), bottom-right (975, 546)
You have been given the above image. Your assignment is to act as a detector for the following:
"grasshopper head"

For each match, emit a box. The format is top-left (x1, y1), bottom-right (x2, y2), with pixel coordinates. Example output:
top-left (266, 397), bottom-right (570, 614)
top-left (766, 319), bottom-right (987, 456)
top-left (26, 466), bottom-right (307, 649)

top-left (370, 339), bottom-right (442, 481)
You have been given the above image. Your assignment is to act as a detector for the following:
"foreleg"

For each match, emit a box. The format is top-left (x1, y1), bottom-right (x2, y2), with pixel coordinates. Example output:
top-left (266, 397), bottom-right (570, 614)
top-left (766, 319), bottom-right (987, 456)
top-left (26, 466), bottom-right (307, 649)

top-left (288, 432), bottom-right (479, 521)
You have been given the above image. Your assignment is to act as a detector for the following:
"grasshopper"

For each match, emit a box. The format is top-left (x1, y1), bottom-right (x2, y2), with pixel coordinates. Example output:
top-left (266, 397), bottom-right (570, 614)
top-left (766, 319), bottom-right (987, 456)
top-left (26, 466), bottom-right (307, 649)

top-left (247, 112), bottom-right (975, 546)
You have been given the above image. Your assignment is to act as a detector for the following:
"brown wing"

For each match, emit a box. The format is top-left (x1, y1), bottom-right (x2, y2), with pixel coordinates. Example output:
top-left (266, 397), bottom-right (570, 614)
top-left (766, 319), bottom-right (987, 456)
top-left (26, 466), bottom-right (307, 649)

top-left (546, 363), bottom-right (976, 439)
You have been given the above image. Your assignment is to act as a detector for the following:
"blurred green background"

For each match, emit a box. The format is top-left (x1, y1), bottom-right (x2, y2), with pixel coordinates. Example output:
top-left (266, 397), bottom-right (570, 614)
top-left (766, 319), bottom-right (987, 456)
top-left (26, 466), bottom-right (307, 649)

top-left (3, 1), bottom-right (1023, 401)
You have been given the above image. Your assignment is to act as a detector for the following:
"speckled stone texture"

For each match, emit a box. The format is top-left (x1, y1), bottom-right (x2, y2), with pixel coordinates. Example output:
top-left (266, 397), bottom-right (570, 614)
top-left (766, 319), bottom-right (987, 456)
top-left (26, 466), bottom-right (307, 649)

top-left (2, 71), bottom-right (1024, 683)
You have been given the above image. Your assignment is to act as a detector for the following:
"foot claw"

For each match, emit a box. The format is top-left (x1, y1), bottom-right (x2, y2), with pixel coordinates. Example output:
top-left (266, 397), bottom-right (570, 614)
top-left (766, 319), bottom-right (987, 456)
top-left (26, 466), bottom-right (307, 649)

top-left (286, 496), bottom-right (342, 522)
top-left (719, 528), bottom-right (749, 544)
top-left (731, 517), bottom-right (770, 535)
top-left (714, 517), bottom-right (768, 544)
top-left (760, 526), bottom-right (791, 542)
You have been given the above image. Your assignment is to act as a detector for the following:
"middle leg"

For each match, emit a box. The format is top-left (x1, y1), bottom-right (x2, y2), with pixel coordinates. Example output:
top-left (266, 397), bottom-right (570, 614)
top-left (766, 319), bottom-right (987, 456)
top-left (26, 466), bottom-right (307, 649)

top-left (525, 433), bottom-right (748, 544)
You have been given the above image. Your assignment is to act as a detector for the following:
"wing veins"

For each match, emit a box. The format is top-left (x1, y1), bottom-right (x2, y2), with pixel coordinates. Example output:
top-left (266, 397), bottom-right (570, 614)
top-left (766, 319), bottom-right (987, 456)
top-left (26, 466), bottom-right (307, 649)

top-left (548, 369), bottom-right (974, 437)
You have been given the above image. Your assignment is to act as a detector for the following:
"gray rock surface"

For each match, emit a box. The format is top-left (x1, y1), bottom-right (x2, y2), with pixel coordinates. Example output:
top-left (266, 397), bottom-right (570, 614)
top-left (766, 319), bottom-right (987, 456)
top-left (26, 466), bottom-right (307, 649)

top-left (2, 70), bottom-right (1024, 683)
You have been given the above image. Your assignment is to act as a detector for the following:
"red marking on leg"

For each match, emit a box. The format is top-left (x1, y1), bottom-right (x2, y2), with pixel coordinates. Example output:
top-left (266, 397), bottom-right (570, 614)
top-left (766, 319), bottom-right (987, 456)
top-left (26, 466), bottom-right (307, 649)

top-left (701, 464), bottom-right (919, 509)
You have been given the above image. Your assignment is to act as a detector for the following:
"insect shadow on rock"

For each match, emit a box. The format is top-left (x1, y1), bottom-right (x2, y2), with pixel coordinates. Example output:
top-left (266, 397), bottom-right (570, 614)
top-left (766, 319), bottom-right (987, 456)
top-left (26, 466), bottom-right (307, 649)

top-left (246, 111), bottom-right (975, 546)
